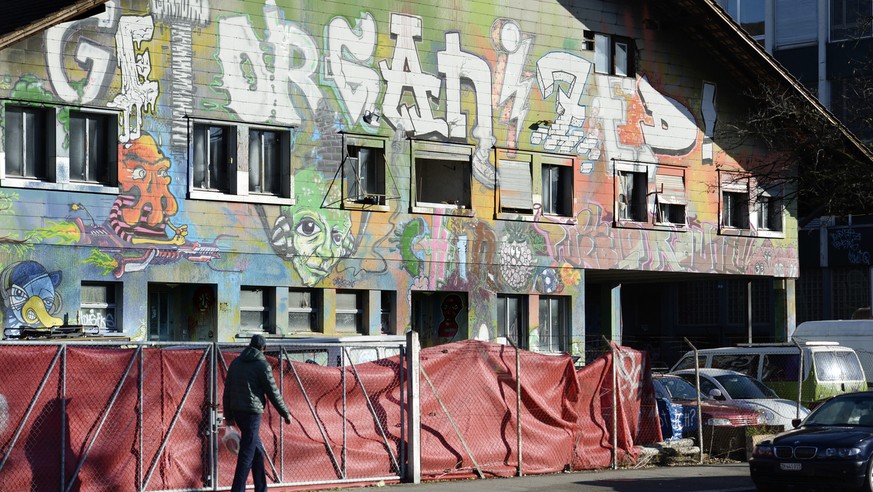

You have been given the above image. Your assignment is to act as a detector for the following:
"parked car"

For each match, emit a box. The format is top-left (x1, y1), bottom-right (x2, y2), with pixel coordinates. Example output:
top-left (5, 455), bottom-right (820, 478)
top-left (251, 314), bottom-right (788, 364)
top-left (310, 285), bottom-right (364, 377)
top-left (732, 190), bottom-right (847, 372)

top-left (749, 391), bottom-right (873, 492)
top-left (653, 374), bottom-right (766, 440)
top-left (670, 368), bottom-right (810, 430)
top-left (671, 343), bottom-right (867, 408)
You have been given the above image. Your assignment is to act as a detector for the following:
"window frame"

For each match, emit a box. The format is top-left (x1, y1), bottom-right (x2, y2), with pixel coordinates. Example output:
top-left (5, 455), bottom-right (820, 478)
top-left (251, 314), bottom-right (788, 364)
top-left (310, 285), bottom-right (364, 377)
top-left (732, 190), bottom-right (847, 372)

top-left (240, 286), bottom-right (273, 336)
top-left (336, 290), bottom-right (364, 335)
top-left (411, 141), bottom-right (474, 216)
top-left (537, 295), bottom-right (569, 354)
top-left (829, 0), bottom-right (873, 42)
top-left (754, 188), bottom-right (785, 236)
top-left (654, 169), bottom-right (687, 228)
top-left (2, 101), bottom-right (120, 194)
top-left (720, 173), bottom-right (752, 233)
top-left (615, 162), bottom-right (649, 224)
top-left (342, 134), bottom-right (389, 211)
top-left (69, 109), bottom-right (118, 187)
top-left (288, 288), bottom-right (319, 335)
top-left (188, 118), bottom-right (293, 205)
top-left (541, 155), bottom-right (574, 219)
top-left (587, 31), bottom-right (636, 77)
top-left (79, 282), bottom-right (122, 334)
top-left (497, 293), bottom-right (528, 349)
top-left (496, 150), bottom-right (576, 223)
top-left (248, 126), bottom-right (288, 197)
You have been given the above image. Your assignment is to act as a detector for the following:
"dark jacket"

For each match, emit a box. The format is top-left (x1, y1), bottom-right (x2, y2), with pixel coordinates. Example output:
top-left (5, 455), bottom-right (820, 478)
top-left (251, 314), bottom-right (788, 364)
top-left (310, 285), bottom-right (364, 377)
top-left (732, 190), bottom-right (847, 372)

top-left (222, 346), bottom-right (291, 421)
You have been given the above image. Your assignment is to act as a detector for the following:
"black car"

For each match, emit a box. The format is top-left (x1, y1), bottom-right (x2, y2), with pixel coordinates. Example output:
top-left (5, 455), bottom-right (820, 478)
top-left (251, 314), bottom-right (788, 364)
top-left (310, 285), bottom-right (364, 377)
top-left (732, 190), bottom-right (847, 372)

top-left (749, 391), bottom-right (873, 491)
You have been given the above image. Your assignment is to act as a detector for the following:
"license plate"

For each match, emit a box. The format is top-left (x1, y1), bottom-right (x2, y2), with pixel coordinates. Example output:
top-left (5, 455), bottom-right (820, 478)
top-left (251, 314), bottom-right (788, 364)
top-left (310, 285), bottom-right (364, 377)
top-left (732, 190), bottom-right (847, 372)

top-left (780, 462), bottom-right (802, 471)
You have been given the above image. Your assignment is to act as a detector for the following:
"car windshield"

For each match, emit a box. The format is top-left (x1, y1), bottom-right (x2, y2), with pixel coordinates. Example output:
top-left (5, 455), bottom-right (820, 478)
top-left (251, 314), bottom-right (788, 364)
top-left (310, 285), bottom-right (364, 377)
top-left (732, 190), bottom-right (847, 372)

top-left (656, 376), bottom-right (707, 401)
top-left (804, 395), bottom-right (873, 426)
top-left (713, 373), bottom-right (779, 399)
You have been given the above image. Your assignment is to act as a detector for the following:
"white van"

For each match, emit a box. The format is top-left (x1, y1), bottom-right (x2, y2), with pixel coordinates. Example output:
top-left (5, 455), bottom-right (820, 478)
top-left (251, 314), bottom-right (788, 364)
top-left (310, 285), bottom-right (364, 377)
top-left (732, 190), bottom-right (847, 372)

top-left (670, 343), bottom-right (867, 407)
top-left (792, 320), bottom-right (873, 383)
top-left (280, 335), bottom-right (406, 366)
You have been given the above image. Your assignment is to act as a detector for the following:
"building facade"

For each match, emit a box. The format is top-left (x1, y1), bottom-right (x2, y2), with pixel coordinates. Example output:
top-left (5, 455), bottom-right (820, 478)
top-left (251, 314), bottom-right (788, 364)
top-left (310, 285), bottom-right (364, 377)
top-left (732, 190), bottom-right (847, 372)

top-left (0, 0), bottom-right (808, 360)
top-left (717, 0), bottom-right (873, 323)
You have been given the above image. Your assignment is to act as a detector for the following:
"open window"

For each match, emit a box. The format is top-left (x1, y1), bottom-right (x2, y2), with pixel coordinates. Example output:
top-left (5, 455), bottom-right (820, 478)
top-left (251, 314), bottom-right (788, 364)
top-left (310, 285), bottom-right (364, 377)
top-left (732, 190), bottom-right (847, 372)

top-left (586, 31), bottom-right (636, 77)
top-left (655, 168), bottom-right (686, 226)
top-left (721, 174), bottom-right (750, 230)
top-left (754, 187), bottom-right (783, 233)
top-left (497, 150), bottom-right (574, 221)
top-left (615, 162), bottom-right (649, 223)
top-left (343, 135), bottom-right (387, 207)
top-left (412, 142), bottom-right (472, 213)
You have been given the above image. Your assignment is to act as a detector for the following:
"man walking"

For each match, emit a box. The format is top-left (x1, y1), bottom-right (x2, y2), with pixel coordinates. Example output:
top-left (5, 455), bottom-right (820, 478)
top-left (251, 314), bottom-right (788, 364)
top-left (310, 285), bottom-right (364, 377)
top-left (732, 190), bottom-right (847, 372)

top-left (223, 334), bottom-right (292, 492)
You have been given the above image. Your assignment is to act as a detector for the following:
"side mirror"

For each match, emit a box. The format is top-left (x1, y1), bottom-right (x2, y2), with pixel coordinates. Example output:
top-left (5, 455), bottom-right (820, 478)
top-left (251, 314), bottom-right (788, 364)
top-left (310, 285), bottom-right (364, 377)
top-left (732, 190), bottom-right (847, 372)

top-left (708, 388), bottom-right (723, 399)
top-left (791, 418), bottom-right (802, 428)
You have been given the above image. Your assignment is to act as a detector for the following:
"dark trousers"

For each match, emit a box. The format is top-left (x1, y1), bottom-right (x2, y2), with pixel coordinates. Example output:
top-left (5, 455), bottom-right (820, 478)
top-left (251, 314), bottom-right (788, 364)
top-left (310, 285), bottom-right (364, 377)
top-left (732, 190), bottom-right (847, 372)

top-left (230, 412), bottom-right (267, 492)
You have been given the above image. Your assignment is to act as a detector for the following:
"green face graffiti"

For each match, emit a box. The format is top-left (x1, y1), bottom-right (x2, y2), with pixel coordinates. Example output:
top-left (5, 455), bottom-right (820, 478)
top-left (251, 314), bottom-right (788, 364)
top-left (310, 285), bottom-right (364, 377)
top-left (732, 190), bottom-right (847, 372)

top-left (272, 170), bottom-right (353, 286)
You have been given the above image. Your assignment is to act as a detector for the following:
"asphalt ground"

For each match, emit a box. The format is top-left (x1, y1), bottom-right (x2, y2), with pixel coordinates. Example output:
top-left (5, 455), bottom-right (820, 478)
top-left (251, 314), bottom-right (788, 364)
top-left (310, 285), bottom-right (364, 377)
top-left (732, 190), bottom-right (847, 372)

top-left (362, 463), bottom-right (757, 492)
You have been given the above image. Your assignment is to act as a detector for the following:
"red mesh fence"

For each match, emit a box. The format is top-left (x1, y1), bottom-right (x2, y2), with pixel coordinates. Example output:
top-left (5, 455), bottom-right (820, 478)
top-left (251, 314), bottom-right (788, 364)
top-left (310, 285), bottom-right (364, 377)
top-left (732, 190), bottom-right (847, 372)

top-left (0, 340), bottom-right (658, 491)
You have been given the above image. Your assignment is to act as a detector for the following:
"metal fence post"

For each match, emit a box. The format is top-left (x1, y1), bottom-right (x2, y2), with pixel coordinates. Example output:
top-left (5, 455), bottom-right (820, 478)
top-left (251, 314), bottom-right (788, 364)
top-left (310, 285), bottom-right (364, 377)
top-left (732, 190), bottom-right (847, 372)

top-left (602, 336), bottom-right (617, 470)
top-left (405, 330), bottom-right (421, 484)
top-left (505, 337), bottom-right (523, 476)
top-left (61, 345), bottom-right (67, 492)
top-left (684, 338), bottom-right (704, 465)
top-left (793, 340), bottom-right (804, 418)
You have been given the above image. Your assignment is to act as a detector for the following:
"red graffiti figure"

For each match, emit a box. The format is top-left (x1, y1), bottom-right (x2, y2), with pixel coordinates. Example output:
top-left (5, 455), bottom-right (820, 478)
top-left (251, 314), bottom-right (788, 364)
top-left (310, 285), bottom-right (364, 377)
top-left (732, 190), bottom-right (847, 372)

top-left (438, 294), bottom-right (462, 340)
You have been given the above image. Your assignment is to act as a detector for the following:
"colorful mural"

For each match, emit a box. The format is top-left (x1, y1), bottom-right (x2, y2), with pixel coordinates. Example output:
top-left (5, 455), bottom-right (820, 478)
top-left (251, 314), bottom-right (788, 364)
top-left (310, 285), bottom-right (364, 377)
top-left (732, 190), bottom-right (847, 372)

top-left (0, 0), bottom-right (799, 346)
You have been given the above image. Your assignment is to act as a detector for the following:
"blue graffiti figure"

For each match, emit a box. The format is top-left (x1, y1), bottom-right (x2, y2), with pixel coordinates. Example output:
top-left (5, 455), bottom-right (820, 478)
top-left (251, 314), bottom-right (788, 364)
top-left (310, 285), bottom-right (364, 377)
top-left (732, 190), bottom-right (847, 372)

top-left (0, 261), bottom-right (64, 329)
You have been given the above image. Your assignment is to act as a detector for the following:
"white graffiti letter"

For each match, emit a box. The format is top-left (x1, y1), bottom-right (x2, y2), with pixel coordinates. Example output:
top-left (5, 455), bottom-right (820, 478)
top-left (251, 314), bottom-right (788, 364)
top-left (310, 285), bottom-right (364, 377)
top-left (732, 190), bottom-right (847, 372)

top-left (379, 13), bottom-right (447, 136)
top-left (109, 15), bottom-right (159, 143)
top-left (493, 19), bottom-right (535, 147)
top-left (265, 0), bottom-right (322, 118)
top-left (637, 76), bottom-right (698, 156)
top-left (46, 22), bottom-right (114, 104)
top-left (324, 13), bottom-right (381, 126)
top-left (531, 52), bottom-right (591, 154)
top-left (438, 32), bottom-right (495, 185)
top-left (217, 16), bottom-right (295, 124)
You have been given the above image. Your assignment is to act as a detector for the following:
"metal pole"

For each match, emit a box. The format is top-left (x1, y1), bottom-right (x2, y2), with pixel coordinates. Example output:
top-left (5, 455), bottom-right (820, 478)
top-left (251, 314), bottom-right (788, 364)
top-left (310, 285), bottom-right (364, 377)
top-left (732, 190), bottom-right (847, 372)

top-left (210, 344), bottom-right (218, 491)
top-left (603, 336), bottom-right (617, 470)
top-left (61, 345), bottom-right (67, 492)
top-left (139, 344), bottom-right (144, 492)
top-left (747, 280), bottom-right (753, 344)
top-left (405, 330), bottom-right (421, 484)
top-left (684, 338), bottom-right (704, 465)
top-left (515, 341), bottom-right (522, 476)
top-left (794, 340), bottom-right (804, 418)
top-left (342, 345), bottom-right (348, 479)
top-left (505, 336), bottom-right (523, 476)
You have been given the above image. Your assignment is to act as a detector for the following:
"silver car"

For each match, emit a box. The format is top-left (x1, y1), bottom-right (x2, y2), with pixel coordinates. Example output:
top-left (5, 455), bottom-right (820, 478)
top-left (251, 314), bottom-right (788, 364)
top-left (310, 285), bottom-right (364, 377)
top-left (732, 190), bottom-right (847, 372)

top-left (671, 368), bottom-right (810, 430)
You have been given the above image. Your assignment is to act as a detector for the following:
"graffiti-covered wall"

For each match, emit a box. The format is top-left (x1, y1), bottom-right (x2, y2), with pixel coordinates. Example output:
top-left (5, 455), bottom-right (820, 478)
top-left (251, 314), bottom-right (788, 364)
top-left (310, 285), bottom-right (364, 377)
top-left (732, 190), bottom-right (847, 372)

top-left (0, 0), bottom-right (798, 354)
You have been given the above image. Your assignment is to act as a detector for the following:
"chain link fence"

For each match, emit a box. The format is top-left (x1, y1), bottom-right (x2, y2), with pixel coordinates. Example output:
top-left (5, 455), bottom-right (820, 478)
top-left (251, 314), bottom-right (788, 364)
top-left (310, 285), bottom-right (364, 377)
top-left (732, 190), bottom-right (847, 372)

top-left (0, 339), bottom-right (406, 491)
top-left (6, 335), bottom-right (835, 490)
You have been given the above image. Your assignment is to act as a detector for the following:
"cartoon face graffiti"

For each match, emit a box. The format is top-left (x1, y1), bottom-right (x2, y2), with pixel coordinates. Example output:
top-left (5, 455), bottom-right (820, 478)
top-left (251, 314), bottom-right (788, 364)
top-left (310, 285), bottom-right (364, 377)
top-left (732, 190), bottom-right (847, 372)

top-left (1, 261), bottom-right (64, 328)
top-left (113, 134), bottom-right (187, 245)
top-left (271, 170), bottom-right (354, 286)
top-left (119, 134), bottom-right (177, 226)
